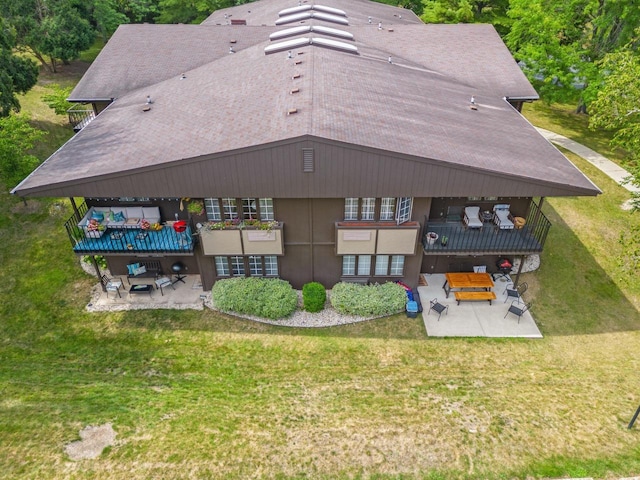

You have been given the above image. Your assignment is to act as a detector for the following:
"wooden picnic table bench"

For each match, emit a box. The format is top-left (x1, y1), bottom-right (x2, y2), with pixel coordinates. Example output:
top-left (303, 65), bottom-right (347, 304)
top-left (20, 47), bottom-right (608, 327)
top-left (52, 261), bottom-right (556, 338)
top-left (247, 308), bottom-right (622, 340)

top-left (454, 291), bottom-right (497, 305)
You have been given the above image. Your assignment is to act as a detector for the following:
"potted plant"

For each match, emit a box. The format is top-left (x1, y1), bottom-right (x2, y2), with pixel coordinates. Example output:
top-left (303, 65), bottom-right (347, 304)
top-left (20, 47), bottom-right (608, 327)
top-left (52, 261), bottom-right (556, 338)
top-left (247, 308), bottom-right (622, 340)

top-left (440, 235), bottom-right (448, 247)
top-left (425, 231), bottom-right (439, 245)
top-left (187, 199), bottom-right (205, 216)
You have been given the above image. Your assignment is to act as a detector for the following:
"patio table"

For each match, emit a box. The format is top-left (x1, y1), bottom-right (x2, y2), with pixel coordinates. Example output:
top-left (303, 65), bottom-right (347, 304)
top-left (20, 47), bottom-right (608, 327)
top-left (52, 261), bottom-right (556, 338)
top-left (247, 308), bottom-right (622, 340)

top-left (443, 272), bottom-right (494, 298)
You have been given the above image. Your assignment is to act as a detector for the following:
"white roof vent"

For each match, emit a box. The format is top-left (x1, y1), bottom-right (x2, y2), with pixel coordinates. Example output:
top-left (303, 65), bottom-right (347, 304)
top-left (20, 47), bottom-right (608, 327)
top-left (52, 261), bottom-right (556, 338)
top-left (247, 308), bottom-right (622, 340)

top-left (276, 11), bottom-right (349, 26)
top-left (270, 25), bottom-right (354, 41)
top-left (278, 4), bottom-right (346, 17)
top-left (264, 37), bottom-right (310, 55)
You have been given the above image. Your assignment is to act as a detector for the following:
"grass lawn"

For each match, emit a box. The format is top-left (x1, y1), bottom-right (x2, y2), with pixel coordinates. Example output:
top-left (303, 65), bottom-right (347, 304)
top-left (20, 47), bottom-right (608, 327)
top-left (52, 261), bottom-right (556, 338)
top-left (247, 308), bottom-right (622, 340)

top-left (1, 62), bottom-right (639, 479)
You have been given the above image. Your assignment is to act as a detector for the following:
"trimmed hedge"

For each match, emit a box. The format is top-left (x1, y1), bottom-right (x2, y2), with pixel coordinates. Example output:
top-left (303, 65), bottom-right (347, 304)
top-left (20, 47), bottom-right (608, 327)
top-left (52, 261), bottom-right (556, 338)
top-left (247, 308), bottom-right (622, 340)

top-left (302, 282), bottom-right (326, 312)
top-left (211, 277), bottom-right (298, 319)
top-left (330, 282), bottom-right (407, 317)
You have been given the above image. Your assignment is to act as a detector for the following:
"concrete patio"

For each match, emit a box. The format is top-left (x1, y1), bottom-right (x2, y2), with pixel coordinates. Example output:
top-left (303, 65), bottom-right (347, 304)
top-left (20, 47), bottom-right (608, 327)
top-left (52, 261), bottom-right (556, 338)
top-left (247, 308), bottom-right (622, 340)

top-left (87, 274), bottom-right (208, 312)
top-left (417, 273), bottom-right (543, 338)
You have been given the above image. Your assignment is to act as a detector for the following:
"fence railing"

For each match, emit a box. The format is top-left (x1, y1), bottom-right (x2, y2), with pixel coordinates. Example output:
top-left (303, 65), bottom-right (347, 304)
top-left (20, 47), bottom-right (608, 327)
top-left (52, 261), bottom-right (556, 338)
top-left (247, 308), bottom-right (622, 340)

top-left (423, 201), bottom-right (551, 255)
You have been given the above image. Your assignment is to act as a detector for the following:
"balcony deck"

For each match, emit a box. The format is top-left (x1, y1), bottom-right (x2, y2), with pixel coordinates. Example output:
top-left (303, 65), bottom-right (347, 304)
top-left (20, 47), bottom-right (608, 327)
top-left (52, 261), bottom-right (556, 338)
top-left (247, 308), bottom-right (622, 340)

top-left (71, 226), bottom-right (195, 255)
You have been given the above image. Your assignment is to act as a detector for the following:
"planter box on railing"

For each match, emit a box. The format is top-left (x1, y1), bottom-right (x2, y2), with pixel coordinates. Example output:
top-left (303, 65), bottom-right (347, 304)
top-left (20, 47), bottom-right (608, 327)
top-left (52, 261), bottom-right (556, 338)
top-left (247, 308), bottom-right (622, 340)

top-left (200, 222), bottom-right (284, 256)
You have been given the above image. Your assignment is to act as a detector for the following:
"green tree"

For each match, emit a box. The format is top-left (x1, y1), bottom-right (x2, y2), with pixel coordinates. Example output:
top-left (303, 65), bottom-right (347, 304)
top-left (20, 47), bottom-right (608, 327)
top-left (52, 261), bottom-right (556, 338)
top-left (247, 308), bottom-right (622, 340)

top-left (589, 48), bottom-right (640, 208)
top-left (0, 19), bottom-right (38, 117)
top-left (92, 0), bottom-right (129, 43)
top-left (506, 0), bottom-right (640, 109)
top-left (420, 0), bottom-right (509, 33)
top-left (0, 114), bottom-right (44, 189)
top-left (1, 0), bottom-right (95, 73)
top-left (42, 84), bottom-right (73, 116)
top-left (157, 0), bottom-right (240, 24)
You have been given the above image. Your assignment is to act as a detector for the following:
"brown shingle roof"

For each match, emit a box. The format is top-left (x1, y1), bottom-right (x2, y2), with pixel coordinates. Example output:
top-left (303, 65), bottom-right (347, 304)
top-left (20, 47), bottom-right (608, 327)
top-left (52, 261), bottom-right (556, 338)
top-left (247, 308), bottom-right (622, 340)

top-left (13, 0), bottom-right (598, 197)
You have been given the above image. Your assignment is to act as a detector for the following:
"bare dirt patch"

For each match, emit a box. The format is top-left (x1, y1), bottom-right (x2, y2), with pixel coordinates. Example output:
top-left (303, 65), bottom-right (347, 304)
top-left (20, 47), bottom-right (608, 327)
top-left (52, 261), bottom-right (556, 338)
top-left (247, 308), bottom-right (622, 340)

top-left (65, 423), bottom-right (116, 460)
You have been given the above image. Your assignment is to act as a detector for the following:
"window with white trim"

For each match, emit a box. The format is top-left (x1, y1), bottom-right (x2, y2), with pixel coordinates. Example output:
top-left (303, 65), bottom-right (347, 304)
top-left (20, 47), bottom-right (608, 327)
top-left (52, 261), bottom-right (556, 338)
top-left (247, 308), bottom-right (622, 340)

top-left (259, 198), bottom-right (274, 220)
top-left (231, 256), bottom-right (245, 275)
top-left (390, 255), bottom-right (405, 275)
top-left (380, 197), bottom-right (396, 220)
top-left (396, 197), bottom-right (412, 224)
top-left (342, 255), bottom-right (356, 275)
top-left (242, 198), bottom-right (258, 219)
top-left (205, 198), bottom-right (222, 221)
top-left (249, 255), bottom-right (262, 275)
top-left (361, 198), bottom-right (375, 220)
top-left (215, 256), bottom-right (278, 277)
top-left (264, 256), bottom-right (278, 276)
top-left (344, 198), bottom-right (358, 220)
top-left (375, 255), bottom-right (389, 275)
top-left (214, 256), bottom-right (230, 276)
top-left (357, 255), bottom-right (371, 275)
top-left (222, 198), bottom-right (237, 220)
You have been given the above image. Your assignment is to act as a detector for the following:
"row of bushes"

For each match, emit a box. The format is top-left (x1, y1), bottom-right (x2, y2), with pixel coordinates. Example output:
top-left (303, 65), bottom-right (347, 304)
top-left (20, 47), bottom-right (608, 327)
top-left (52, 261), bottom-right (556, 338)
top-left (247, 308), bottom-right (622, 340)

top-left (211, 278), bottom-right (407, 319)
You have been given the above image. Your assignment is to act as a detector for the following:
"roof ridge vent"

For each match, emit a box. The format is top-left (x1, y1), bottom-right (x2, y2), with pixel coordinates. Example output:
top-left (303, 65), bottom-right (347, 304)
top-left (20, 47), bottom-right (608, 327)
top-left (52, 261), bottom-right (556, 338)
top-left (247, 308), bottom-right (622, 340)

top-left (276, 11), bottom-right (349, 26)
top-left (278, 4), bottom-right (346, 17)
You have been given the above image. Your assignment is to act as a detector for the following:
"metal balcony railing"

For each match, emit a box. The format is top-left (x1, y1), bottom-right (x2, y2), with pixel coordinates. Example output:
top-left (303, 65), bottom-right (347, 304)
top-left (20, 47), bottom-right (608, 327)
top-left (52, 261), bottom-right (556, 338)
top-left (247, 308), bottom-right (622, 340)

top-left (422, 201), bottom-right (551, 255)
top-left (64, 204), bottom-right (196, 255)
top-left (67, 104), bottom-right (96, 132)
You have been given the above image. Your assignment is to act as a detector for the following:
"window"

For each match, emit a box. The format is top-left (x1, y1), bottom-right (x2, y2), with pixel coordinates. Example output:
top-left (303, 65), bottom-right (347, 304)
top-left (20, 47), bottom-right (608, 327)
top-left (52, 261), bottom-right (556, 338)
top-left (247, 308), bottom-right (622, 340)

top-left (375, 255), bottom-right (389, 275)
top-left (380, 198), bottom-right (396, 220)
top-left (264, 256), bottom-right (278, 276)
top-left (259, 198), bottom-right (274, 220)
top-left (342, 255), bottom-right (356, 275)
top-left (390, 255), bottom-right (405, 275)
top-left (361, 198), bottom-right (375, 220)
top-left (344, 198), bottom-right (358, 220)
top-left (222, 198), bottom-right (237, 220)
top-left (396, 197), bottom-right (412, 224)
top-left (249, 256), bottom-right (262, 275)
top-left (231, 256), bottom-right (245, 275)
top-left (216, 256), bottom-right (278, 277)
top-left (242, 198), bottom-right (258, 219)
top-left (357, 255), bottom-right (371, 275)
top-left (370, 255), bottom-right (405, 276)
top-left (205, 198), bottom-right (222, 221)
top-left (345, 197), bottom-right (411, 222)
top-left (214, 256), bottom-right (229, 276)
top-left (343, 255), bottom-right (373, 276)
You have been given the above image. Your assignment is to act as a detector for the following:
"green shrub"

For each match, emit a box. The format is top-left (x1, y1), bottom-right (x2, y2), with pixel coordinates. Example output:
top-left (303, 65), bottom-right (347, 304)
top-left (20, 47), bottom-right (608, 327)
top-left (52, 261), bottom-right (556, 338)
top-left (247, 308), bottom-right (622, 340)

top-left (211, 277), bottom-right (297, 319)
top-left (302, 282), bottom-right (326, 312)
top-left (330, 282), bottom-right (407, 317)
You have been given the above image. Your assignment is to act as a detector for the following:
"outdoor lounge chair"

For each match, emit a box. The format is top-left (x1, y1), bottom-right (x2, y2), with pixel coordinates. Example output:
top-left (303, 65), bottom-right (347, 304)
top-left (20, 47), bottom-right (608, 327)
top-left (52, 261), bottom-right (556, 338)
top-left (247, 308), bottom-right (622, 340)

top-left (504, 300), bottom-right (531, 323)
top-left (463, 206), bottom-right (483, 229)
top-left (493, 204), bottom-right (515, 229)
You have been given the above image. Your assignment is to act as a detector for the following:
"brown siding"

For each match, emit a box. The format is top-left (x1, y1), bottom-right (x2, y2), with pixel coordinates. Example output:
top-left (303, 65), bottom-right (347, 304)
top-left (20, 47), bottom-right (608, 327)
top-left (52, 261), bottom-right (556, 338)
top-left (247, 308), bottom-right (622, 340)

top-left (32, 137), bottom-right (599, 198)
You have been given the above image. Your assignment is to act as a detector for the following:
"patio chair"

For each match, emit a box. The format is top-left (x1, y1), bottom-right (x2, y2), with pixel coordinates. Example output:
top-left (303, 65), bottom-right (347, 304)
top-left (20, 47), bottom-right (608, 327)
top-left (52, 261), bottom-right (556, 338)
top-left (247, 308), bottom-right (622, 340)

top-left (101, 274), bottom-right (123, 299)
top-left (428, 298), bottom-right (448, 321)
top-left (504, 301), bottom-right (531, 323)
top-left (154, 276), bottom-right (175, 296)
top-left (504, 281), bottom-right (527, 303)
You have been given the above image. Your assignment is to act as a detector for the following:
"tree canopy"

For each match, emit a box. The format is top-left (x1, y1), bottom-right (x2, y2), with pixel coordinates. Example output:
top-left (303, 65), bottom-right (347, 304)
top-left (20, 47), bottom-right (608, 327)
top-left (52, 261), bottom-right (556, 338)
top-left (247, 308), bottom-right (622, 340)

top-left (0, 0), bottom-right (95, 72)
top-left (506, 0), bottom-right (640, 108)
top-left (0, 18), bottom-right (38, 117)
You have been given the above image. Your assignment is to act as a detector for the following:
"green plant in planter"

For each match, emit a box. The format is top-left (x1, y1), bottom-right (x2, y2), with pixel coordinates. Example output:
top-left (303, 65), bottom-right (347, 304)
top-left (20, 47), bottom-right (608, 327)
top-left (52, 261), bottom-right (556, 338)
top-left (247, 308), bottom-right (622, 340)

top-left (187, 199), bottom-right (205, 215)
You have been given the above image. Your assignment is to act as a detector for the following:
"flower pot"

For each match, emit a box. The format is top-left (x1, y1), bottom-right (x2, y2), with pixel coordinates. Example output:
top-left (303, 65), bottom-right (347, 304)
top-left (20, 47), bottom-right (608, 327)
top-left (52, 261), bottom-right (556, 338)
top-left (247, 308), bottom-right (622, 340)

top-left (425, 232), bottom-right (439, 245)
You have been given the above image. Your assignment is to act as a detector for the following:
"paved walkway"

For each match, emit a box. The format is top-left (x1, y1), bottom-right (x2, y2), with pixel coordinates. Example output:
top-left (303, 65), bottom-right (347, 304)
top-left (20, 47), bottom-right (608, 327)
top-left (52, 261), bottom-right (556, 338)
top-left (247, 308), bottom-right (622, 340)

top-left (536, 127), bottom-right (640, 193)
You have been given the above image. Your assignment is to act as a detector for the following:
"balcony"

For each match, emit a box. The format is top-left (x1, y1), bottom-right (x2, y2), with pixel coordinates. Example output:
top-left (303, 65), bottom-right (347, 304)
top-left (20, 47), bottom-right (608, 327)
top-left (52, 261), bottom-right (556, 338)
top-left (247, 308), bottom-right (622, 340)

top-left (65, 205), bottom-right (196, 255)
top-left (422, 202), bottom-right (550, 255)
top-left (68, 104), bottom-right (96, 132)
top-left (199, 221), bottom-right (284, 256)
top-left (336, 221), bottom-right (420, 255)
